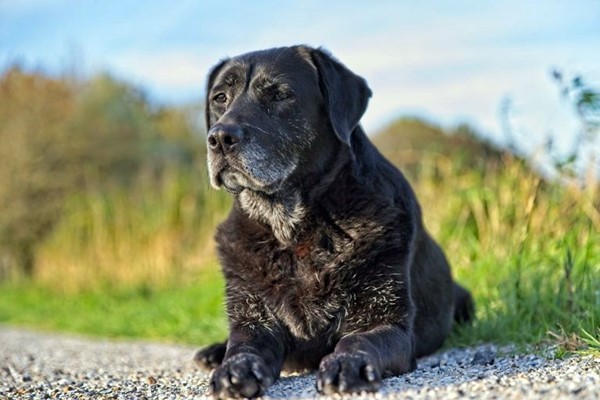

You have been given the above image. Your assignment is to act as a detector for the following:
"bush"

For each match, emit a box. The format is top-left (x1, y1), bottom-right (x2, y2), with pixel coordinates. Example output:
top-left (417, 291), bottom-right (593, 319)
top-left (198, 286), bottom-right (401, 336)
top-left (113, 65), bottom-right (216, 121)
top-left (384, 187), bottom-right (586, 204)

top-left (0, 67), bottom-right (77, 276)
top-left (0, 67), bottom-right (209, 279)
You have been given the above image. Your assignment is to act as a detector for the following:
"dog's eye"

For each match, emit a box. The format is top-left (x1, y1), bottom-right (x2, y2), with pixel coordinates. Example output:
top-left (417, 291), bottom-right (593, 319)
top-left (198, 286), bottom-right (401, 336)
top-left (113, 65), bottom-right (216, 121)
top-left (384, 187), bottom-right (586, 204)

top-left (213, 93), bottom-right (227, 104)
top-left (273, 91), bottom-right (291, 102)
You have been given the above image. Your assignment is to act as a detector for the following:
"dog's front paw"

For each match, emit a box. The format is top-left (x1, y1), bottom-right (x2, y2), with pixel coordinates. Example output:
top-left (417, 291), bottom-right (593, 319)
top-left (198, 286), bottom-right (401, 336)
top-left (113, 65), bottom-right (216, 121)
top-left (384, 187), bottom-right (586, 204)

top-left (316, 352), bottom-right (382, 395)
top-left (195, 342), bottom-right (227, 370)
top-left (209, 353), bottom-right (274, 399)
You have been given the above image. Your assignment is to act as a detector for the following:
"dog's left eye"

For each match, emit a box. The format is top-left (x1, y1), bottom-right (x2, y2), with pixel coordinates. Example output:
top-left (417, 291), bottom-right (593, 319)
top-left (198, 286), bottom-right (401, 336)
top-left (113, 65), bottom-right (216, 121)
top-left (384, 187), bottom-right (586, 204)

top-left (273, 91), bottom-right (291, 102)
top-left (213, 93), bottom-right (227, 104)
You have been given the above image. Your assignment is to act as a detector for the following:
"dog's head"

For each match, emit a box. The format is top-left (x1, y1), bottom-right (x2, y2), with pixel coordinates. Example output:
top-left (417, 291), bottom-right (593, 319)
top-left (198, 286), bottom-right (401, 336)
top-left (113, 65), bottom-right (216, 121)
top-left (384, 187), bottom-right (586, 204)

top-left (205, 45), bottom-right (372, 195)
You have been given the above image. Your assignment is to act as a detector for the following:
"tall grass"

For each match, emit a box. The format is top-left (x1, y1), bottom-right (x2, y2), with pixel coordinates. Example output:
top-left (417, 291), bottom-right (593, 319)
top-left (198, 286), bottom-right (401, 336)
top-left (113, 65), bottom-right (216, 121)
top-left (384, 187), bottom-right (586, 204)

top-left (411, 153), bottom-right (600, 348)
top-left (3, 68), bottom-right (596, 349)
top-left (33, 168), bottom-right (231, 292)
top-left (4, 141), bottom-right (599, 349)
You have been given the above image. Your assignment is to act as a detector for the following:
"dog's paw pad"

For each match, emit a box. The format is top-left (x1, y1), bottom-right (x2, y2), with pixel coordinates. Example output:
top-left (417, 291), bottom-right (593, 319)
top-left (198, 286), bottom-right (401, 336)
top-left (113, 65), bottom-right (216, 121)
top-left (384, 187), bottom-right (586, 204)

top-left (316, 352), bottom-right (382, 395)
top-left (210, 353), bottom-right (273, 399)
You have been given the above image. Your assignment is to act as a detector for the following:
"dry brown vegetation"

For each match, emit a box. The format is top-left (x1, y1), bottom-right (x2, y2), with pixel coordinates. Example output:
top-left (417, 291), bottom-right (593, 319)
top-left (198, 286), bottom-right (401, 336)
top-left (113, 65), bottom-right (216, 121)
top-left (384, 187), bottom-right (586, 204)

top-left (0, 67), bottom-right (598, 350)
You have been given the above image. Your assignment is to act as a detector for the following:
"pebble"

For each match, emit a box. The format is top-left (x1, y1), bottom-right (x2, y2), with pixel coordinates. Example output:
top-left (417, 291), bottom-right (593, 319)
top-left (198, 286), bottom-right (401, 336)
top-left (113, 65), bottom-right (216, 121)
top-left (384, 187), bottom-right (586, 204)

top-left (1, 326), bottom-right (599, 399)
top-left (471, 349), bottom-right (496, 366)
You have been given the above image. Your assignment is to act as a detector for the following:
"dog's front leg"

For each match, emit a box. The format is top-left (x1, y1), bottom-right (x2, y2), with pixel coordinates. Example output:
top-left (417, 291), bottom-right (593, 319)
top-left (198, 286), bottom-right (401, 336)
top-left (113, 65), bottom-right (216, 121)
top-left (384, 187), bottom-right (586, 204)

top-left (316, 325), bottom-right (415, 395)
top-left (209, 323), bottom-right (285, 399)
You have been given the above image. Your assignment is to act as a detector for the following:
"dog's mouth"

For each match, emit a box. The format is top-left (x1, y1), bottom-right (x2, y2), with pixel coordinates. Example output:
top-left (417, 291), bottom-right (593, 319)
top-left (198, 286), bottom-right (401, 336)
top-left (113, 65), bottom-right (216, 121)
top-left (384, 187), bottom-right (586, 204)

top-left (210, 160), bottom-right (282, 195)
top-left (216, 167), bottom-right (248, 194)
top-left (208, 144), bottom-right (299, 196)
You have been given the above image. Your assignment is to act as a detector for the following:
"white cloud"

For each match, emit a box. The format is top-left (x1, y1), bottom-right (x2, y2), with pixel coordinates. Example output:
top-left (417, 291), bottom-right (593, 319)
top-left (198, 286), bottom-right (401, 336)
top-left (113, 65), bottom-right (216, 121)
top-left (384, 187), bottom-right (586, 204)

top-left (112, 51), bottom-right (209, 88)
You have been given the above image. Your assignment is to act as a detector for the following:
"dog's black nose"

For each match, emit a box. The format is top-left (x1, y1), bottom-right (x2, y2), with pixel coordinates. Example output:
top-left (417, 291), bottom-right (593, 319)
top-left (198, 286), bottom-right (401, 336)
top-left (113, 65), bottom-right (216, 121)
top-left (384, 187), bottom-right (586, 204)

top-left (207, 125), bottom-right (243, 153)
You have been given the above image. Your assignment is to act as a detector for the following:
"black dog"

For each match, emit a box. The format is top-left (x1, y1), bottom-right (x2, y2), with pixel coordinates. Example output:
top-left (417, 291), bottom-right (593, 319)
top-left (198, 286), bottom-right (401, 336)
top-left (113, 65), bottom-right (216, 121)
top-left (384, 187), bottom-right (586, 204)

top-left (195, 45), bottom-right (474, 399)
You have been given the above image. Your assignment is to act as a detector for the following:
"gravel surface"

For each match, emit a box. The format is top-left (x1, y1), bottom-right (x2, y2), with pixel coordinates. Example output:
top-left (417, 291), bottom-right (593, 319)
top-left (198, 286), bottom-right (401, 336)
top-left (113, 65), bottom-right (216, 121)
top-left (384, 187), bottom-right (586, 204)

top-left (1, 326), bottom-right (598, 399)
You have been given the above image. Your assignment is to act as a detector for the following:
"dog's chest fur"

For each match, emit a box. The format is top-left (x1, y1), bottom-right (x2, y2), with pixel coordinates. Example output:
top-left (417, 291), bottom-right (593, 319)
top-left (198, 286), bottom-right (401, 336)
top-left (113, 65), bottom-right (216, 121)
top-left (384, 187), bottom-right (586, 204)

top-left (222, 221), bottom-right (351, 340)
top-left (217, 191), bottom-right (408, 342)
top-left (267, 249), bottom-right (347, 340)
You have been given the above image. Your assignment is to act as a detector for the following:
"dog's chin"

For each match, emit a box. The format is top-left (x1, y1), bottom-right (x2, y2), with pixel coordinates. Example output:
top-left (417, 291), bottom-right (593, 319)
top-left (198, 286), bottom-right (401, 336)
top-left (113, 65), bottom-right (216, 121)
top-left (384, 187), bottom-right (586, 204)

top-left (215, 170), bottom-right (282, 196)
top-left (211, 170), bottom-right (244, 194)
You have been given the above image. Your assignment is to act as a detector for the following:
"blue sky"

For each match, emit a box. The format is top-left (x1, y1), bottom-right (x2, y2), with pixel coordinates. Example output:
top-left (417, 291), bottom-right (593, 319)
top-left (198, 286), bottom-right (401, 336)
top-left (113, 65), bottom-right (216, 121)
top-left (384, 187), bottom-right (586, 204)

top-left (1, 0), bottom-right (599, 156)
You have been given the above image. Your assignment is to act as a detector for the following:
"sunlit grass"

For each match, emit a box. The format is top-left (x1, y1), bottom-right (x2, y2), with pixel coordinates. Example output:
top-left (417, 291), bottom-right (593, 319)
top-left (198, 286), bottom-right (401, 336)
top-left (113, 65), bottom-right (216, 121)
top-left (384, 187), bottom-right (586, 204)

top-left (415, 155), bottom-right (600, 353)
top-left (33, 169), bottom-right (231, 292)
top-left (0, 266), bottom-right (227, 345)
top-left (0, 150), bottom-right (598, 355)
top-left (3, 67), bottom-right (594, 353)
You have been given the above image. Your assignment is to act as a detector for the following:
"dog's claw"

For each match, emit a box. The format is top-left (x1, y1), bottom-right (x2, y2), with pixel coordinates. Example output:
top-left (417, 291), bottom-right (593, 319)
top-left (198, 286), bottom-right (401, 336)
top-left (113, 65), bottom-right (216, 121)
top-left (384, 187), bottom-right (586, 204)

top-left (209, 353), bottom-right (273, 399)
top-left (195, 342), bottom-right (227, 370)
top-left (364, 364), bottom-right (376, 382)
top-left (316, 352), bottom-right (382, 395)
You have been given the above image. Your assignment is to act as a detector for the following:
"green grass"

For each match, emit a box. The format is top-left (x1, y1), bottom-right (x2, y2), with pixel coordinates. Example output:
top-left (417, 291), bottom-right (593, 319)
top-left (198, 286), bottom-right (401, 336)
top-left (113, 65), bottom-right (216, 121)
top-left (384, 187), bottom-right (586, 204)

top-left (32, 170), bottom-right (231, 292)
top-left (0, 149), bottom-right (598, 355)
top-left (1, 220), bottom-right (597, 353)
top-left (447, 238), bottom-right (600, 351)
top-left (580, 328), bottom-right (600, 356)
top-left (436, 163), bottom-right (600, 354)
top-left (0, 267), bottom-right (227, 345)
top-left (1, 68), bottom-right (597, 355)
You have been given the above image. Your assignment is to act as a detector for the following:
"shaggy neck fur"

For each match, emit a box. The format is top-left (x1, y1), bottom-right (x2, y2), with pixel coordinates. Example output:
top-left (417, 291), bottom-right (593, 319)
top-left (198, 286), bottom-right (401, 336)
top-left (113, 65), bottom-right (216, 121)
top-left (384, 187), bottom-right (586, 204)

top-left (238, 189), bottom-right (306, 244)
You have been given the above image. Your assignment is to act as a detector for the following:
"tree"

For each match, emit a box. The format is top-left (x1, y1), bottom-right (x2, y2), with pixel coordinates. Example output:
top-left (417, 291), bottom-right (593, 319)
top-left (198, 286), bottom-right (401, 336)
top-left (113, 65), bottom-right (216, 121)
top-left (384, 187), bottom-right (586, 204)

top-left (0, 67), bottom-right (77, 276)
top-left (0, 67), bottom-right (205, 278)
top-left (551, 69), bottom-right (600, 178)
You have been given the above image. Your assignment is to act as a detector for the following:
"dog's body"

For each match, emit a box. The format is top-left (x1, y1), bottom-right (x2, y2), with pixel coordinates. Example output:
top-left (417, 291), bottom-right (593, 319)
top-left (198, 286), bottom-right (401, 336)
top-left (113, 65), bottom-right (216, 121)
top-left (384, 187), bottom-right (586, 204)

top-left (196, 45), bottom-right (474, 399)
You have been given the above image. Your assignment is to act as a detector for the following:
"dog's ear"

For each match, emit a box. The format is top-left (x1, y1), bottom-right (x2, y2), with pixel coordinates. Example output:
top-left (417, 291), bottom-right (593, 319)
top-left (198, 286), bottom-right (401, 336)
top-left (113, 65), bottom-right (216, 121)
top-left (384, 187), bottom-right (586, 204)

top-left (205, 59), bottom-right (228, 131)
top-left (310, 48), bottom-right (372, 145)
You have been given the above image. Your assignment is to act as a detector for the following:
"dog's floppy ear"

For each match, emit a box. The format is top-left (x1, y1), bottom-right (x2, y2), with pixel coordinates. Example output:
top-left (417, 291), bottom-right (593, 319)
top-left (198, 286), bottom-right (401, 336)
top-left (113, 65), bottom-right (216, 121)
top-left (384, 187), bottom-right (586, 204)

top-left (204, 59), bottom-right (228, 131)
top-left (310, 48), bottom-right (372, 145)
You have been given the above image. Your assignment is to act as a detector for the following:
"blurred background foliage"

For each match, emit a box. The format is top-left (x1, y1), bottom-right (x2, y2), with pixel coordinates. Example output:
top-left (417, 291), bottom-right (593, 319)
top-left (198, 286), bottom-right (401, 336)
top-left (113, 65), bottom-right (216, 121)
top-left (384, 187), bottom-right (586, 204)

top-left (0, 66), bottom-right (230, 289)
top-left (0, 65), bottom-right (598, 350)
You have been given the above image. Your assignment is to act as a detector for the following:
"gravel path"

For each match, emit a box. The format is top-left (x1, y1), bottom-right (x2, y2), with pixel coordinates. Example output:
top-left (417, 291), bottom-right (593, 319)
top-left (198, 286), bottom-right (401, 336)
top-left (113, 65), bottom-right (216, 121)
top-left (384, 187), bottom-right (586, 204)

top-left (1, 326), bottom-right (598, 399)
